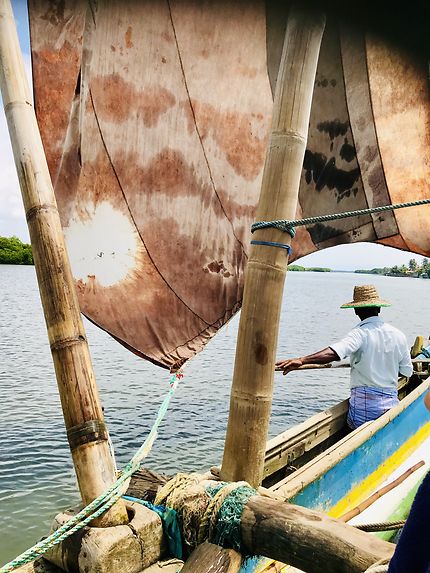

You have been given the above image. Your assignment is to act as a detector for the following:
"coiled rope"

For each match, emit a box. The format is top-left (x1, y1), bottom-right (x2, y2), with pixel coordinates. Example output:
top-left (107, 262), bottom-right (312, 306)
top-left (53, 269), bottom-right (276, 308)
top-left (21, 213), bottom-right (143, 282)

top-left (0, 372), bottom-right (182, 573)
top-left (251, 198), bottom-right (430, 239)
top-left (156, 475), bottom-right (257, 553)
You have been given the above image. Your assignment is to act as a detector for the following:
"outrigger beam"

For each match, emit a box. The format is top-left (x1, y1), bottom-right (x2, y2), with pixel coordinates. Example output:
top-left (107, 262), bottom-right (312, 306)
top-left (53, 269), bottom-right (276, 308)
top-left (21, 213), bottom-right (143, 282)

top-left (0, 0), bottom-right (127, 525)
top-left (221, 5), bottom-right (326, 487)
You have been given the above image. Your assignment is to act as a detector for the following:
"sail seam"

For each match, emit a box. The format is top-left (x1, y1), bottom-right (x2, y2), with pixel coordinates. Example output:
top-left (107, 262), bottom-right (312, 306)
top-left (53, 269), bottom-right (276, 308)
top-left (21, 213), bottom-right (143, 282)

top-left (166, 0), bottom-right (248, 259)
top-left (88, 88), bottom-right (211, 327)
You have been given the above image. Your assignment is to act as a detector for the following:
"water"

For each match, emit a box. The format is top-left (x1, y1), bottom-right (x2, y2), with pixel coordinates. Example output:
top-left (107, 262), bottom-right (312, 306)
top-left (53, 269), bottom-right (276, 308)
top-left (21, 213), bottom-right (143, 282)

top-left (1, 265), bottom-right (428, 563)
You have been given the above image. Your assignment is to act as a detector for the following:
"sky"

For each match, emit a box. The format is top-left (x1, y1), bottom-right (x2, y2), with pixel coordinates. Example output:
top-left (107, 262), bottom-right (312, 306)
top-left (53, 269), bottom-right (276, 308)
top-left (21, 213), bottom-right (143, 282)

top-left (0, 1), bottom-right (425, 272)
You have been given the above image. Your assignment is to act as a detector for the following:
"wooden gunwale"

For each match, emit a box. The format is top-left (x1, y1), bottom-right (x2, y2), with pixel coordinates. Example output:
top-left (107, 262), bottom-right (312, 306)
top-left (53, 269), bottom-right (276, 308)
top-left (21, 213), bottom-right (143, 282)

top-left (269, 375), bottom-right (430, 501)
top-left (263, 377), bottom-right (413, 483)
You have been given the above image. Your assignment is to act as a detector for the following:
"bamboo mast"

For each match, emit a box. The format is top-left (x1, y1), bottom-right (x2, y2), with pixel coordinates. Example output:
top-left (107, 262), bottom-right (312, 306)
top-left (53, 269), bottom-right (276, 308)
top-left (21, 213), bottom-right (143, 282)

top-left (0, 0), bottom-right (128, 526)
top-left (221, 5), bottom-right (326, 487)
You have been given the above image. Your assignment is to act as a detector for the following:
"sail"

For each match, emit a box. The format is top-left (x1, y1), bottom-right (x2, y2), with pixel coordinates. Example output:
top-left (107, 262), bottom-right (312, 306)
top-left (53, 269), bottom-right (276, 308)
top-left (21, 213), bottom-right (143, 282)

top-left (28, 0), bottom-right (430, 369)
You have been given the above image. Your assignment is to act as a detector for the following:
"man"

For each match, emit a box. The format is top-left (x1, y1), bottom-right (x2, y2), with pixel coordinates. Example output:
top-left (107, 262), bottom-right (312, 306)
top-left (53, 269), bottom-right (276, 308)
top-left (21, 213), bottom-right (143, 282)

top-left (276, 285), bottom-right (413, 429)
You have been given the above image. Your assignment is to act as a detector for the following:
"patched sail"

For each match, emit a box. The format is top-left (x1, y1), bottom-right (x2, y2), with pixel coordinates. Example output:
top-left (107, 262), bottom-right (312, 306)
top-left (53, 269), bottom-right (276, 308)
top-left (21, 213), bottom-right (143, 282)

top-left (28, 0), bottom-right (430, 369)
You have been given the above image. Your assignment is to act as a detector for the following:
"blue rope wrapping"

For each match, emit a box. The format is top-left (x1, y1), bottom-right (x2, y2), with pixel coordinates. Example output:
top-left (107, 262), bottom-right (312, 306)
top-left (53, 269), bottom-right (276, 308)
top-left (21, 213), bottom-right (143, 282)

top-left (210, 485), bottom-right (257, 552)
top-left (251, 198), bottom-right (430, 238)
top-left (250, 240), bottom-right (292, 254)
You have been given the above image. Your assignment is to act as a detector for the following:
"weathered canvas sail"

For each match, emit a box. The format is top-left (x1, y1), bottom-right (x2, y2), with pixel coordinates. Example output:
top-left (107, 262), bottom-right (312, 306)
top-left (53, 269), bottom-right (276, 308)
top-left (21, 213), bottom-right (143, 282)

top-left (28, 1), bottom-right (430, 369)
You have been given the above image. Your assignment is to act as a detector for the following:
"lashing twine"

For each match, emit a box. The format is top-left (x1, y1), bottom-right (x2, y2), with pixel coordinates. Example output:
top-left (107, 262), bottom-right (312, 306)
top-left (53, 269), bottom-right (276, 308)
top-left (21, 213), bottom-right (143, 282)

top-left (155, 474), bottom-right (257, 554)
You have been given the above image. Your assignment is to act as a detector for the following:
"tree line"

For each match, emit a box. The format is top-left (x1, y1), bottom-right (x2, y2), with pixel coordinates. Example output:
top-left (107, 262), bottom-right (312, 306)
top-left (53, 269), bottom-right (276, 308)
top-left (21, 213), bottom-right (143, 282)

top-left (355, 258), bottom-right (430, 278)
top-left (0, 236), bottom-right (33, 265)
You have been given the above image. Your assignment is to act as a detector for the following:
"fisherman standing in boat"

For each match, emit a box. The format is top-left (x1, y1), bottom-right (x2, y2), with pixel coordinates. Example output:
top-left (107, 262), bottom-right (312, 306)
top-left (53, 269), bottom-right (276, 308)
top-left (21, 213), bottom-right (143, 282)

top-left (276, 285), bottom-right (413, 429)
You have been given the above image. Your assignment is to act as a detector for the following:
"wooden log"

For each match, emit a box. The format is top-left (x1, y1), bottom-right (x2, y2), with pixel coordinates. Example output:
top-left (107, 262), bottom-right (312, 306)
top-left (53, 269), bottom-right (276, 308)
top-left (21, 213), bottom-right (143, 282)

top-left (123, 471), bottom-right (393, 573)
top-left (221, 4), bottom-right (326, 488)
top-left (241, 496), bottom-right (394, 573)
top-left (0, 0), bottom-right (127, 525)
top-left (180, 543), bottom-right (241, 573)
top-left (127, 468), bottom-right (171, 502)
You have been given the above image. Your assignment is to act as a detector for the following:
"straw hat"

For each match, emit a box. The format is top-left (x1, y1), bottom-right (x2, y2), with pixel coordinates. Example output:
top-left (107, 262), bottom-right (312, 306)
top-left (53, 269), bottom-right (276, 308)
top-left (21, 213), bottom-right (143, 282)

top-left (340, 285), bottom-right (391, 308)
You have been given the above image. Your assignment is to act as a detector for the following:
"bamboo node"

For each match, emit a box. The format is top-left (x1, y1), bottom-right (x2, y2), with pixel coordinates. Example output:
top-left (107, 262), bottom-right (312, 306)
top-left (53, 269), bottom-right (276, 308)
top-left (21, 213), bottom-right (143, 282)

top-left (26, 203), bottom-right (58, 222)
top-left (50, 335), bottom-right (87, 352)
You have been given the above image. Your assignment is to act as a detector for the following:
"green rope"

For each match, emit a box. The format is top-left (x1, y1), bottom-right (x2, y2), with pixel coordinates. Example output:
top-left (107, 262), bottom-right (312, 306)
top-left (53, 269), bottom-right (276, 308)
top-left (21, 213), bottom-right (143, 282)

top-left (207, 483), bottom-right (257, 551)
top-left (251, 198), bottom-right (430, 238)
top-left (0, 372), bottom-right (182, 573)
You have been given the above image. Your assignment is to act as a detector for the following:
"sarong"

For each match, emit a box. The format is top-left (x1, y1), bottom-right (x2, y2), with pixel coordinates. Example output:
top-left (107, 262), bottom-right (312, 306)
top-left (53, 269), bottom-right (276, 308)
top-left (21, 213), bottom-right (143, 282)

top-left (347, 386), bottom-right (399, 430)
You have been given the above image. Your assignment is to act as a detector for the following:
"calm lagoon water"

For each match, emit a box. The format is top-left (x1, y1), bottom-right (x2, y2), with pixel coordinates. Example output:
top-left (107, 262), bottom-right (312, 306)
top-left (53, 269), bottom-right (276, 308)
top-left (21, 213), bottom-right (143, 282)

top-left (1, 265), bottom-right (428, 562)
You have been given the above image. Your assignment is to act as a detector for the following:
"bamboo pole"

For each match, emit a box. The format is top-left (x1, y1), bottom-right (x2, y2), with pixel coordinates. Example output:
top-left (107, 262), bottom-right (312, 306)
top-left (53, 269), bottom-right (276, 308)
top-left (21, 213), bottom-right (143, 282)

top-left (338, 460), bottom-right (425, 523)
top-left (0, 0), bottom-right (128, 526)
top-left (221, 5), bottom-right (326, 487)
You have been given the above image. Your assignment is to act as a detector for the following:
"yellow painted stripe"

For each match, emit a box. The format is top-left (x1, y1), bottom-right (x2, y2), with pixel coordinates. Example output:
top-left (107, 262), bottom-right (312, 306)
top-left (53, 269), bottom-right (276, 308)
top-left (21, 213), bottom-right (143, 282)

top-left (260, 421), bottom-right (430, 573)
top-left (328, 421), bottom-right (430, 518)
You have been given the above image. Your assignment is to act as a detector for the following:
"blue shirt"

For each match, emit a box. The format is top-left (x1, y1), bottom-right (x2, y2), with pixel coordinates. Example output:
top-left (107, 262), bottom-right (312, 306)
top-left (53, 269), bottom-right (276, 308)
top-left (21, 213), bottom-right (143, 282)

top-left (330, 316), bottom-right (413, 390)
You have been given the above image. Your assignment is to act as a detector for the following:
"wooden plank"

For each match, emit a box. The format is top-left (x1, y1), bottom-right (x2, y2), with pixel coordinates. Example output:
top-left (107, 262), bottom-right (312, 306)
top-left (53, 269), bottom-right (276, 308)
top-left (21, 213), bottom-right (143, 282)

top-left (264, 400), bottom-right (348, 479)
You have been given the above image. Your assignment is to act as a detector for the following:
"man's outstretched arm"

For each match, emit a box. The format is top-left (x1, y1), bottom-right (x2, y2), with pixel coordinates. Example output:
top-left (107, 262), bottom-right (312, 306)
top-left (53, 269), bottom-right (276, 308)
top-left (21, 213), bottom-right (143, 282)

top-left (275, 347), bottom-right (340, 375)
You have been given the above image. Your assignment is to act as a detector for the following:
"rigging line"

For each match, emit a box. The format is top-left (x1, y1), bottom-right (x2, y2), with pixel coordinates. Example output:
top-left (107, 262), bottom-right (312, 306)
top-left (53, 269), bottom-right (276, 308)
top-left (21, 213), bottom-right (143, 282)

top-left (252, 198), bottom-right (430, 237)
top-left (166, 0), bottom-right (248, 259)
top-left (88, 88), bottom-right (211, 327)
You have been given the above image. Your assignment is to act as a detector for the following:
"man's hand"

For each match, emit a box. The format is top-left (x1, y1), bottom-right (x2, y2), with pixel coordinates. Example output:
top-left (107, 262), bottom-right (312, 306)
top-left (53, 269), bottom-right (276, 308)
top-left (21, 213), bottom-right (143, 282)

top-left (275, 358), bottom-right (303, 375)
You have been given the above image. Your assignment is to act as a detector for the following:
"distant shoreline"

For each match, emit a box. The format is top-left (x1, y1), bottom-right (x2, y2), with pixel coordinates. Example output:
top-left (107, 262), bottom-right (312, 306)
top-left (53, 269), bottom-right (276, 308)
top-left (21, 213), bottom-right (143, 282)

top-left (288, 260), bottom-right (429, 279)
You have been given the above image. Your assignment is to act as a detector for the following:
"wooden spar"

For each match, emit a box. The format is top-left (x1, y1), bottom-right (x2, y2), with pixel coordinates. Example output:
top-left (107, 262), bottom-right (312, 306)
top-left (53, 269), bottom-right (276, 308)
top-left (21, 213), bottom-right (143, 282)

top-left (274, 357), bottom-right (430, 371)
top-left (180, 543), bottom-right (242, 573)
top-left (241, 496), bottom-right (393, 573)
top-left (0, 0), bottom-right (127, 526)
top-left (275, 363), bottom-right (350, 370)
top-left (221, 5), bottom-right (326, 487)
top-left (338, 460), bottom-right (425, 522)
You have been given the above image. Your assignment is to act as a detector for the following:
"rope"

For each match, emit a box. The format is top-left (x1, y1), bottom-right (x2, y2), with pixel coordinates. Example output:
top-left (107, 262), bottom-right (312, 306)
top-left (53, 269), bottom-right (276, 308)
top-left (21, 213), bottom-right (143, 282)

top-left (156, 473), bottom-right (210, 551)
top-left (354, 520), bottom-right (406, 532)
top-left (206, 482), bottom-right (257, 551)
top-left (0, 372), bottom-right (182, 573)
top-left (198, 481), bottom-right (249, 544)
top-left (363, 558), bottom-right (390, 573)
top-left (122, 495), bottom-right (183, 559)
top-left (155, 473), bottom-right (201, 508)
top-left (251, 198), bottom-right (430, 238)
